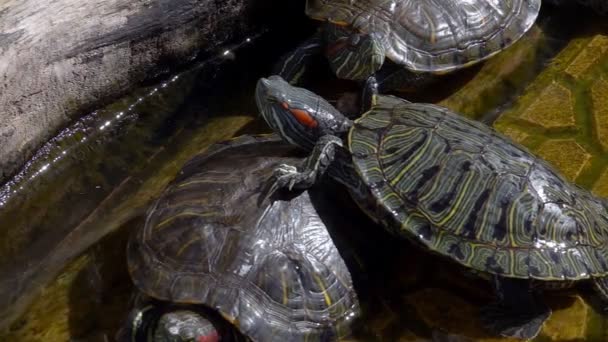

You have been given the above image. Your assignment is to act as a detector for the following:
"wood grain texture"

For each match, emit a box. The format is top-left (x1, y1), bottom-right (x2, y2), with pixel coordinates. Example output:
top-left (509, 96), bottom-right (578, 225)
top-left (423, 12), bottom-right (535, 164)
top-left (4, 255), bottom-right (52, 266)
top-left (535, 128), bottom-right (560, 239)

top-left (0, 0), bottom-right (257, 183)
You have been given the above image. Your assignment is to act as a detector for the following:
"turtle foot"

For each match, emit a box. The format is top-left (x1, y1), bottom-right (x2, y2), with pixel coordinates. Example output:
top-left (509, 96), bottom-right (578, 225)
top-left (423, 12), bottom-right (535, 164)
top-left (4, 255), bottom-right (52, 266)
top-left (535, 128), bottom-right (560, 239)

top-left (273, 164), bottom-right (317, 190)
top-left (259, 164), bottom-right (314, 205)
top-left (480, 302), bottom-right (550, 339)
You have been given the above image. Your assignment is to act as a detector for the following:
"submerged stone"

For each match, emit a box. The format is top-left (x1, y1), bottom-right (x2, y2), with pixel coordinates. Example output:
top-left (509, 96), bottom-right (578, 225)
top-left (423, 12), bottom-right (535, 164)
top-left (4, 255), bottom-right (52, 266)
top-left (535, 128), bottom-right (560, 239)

top-left (536, 139), bottom-right (591, 181)
top-left (494, 20), bottom-right (608, 193)
top-left (591, 78), bottom-right (608, 151)
top-left (519, 82), bottom-right (576, 130)
top-left (542, 295), bottom-right (591, 341)
top-left (405, 288), bottom-right (519, 342)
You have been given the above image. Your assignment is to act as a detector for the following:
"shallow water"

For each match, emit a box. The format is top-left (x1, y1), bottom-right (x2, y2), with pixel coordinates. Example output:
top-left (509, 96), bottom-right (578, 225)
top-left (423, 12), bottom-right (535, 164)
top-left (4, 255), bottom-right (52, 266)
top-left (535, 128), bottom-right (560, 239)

top-left (1, 4), bottom-right (608, 342)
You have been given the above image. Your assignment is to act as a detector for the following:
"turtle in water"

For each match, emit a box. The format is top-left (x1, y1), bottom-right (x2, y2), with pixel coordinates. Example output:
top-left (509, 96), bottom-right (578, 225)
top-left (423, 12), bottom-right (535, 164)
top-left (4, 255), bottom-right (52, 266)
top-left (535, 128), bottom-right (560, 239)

top-left (255, 75), bottom-right (608, 339)
top-left (120, 135), bottom-right (359, 341)
top-left (275, 0), bottom-right (541, 93)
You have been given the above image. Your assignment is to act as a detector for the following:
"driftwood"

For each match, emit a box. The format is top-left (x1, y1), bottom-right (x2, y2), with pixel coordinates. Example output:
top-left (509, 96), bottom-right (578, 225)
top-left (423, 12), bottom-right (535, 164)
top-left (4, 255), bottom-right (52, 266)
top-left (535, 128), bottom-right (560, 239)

top-left (0, 0), bottom-right (264, 183)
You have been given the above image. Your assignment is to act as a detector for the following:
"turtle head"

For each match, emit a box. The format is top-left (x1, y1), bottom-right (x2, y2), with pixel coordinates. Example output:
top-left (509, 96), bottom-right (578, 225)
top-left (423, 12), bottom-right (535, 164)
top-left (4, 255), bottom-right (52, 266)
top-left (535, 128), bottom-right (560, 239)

top-left (325, 24), bottom-right (385, 80)
top-left (154, 311), bottom-right (220, 342)
top-left (120, 307), bottom-right (222, 342)
top-left (256, 75), bottom-right (351, 151)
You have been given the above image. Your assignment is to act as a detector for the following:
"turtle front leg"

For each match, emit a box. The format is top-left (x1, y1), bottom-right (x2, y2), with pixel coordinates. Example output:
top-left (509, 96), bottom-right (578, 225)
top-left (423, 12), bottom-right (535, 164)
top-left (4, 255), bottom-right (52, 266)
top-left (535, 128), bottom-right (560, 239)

top-left (117, 300), bottom-right (229, 342)
top-left (263, 135), bottom-right (342, 201)
top-left (480, 276), bottom-right (551, 339)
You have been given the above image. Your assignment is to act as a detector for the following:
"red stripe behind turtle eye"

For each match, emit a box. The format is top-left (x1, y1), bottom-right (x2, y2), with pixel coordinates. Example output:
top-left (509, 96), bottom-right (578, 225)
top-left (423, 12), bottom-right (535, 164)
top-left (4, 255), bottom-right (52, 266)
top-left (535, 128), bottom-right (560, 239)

top-left (281, 102), bottom-right (318, 128)
top-left (197, 331), bottom-right (220, 342)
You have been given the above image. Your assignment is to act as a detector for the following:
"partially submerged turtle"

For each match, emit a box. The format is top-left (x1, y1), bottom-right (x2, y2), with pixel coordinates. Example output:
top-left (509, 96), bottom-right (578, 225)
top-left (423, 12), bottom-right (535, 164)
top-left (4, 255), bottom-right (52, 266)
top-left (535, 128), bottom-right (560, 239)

top-left (275, 0), bottom-right (541, 92)
top-left (121, 135), bottom-right (359, 341)
top-left (256, 75), bottom-right (608, 339)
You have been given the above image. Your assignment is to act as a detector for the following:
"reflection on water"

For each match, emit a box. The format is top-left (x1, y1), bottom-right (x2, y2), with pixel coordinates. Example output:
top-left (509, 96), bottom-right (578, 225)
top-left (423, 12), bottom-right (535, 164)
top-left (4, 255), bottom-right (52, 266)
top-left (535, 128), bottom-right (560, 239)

top-left (1, 4), bottom-right (608, 342)
top-left (0, 33), bottom-right (266, 209)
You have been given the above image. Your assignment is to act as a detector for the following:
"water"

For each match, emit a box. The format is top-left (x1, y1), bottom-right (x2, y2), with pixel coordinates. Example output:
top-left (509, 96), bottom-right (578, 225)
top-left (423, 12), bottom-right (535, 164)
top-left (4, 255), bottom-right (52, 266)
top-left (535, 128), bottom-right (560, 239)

top-left (1, 4), bottom-right (608, 342)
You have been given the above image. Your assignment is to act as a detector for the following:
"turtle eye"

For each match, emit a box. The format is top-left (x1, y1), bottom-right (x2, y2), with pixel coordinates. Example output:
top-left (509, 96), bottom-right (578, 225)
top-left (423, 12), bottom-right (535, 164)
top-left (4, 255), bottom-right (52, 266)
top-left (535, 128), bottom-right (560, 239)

top-left (281, 102), bottom-right (318, 128)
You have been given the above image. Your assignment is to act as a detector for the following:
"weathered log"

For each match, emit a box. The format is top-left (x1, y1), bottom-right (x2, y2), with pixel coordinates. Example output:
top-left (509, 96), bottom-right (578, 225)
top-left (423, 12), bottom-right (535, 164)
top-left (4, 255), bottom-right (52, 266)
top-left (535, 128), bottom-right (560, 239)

top-left (0, 0), bottom-right (268, 183)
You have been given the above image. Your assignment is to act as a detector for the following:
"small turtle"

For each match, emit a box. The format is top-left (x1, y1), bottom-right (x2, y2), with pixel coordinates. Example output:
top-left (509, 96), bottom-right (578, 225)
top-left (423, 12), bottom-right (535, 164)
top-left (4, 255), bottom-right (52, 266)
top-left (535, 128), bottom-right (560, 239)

top-left (275, 0), bottom-right (541, 93)
top-left (121, 135), bottom-right (359, 341)
top-left (255, 75), bottom-right (608, 340)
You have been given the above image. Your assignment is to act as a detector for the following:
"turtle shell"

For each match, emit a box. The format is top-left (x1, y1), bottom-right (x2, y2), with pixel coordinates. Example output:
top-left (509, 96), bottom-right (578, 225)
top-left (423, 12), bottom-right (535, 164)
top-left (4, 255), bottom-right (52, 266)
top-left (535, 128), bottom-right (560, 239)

top-left (128, 134), bottom-right (359, 341)
top-left (307, 0), bottom-right (541, 72)
top-left (348, 95), bottom-right (608, 281)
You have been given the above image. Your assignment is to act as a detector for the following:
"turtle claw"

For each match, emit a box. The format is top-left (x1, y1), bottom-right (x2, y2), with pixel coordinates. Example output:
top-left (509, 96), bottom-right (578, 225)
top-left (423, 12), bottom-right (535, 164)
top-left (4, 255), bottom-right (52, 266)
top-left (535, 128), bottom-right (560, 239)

top-left (274, 164), bottom-right (300, 191)
top-left (273, 163), bottom-right (318, 192)
top-left (259, 164), bottom-right (315, 206)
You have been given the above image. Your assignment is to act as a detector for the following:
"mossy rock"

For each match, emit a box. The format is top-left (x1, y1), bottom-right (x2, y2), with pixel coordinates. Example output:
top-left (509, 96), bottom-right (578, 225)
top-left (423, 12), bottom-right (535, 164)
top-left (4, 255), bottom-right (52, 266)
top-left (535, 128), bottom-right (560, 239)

top-left (541, 295), bottom-right (592, 341)
top-left (437, 25), bottom-right (548, 120)
top-left (0, 226), bottom-right (134, 342)
top-left (405, 288), bottom-right (519, 342)
top-left (493, 25), bottom-right (608, 193)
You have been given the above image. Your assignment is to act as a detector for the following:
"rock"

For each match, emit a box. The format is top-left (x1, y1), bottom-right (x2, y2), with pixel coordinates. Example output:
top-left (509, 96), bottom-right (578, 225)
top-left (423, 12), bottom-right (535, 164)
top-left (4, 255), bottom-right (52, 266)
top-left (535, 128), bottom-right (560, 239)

top-left (405, 288), bottom-right (519, 342)
top-left (542, 295), bottom-right (591, 341)
top-left (493, 19), bottom-right (608, 193)
top-left (0, 0), bottom-right (295, 184)
top-left (436, 24), bottom-right (556, 120)
top-left (0, 224), bottom-right (133, 341)
top-left (536, 139), bottom-right (591, 181)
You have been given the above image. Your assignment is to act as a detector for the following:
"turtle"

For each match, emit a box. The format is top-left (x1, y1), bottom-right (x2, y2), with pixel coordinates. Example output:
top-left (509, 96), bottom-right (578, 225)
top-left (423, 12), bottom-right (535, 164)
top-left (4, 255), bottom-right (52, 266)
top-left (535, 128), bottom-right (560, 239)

top-left (274, 0), bottom-right (541, 94)
top-left (255, 75), bottom-right (608, 340)
top-left (120, 134), bottom-right (360, 342)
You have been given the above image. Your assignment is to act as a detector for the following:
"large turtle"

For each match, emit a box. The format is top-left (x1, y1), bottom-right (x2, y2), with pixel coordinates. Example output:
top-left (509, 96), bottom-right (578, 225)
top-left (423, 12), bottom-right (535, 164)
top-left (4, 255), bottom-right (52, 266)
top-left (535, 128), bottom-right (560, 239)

top-left (120, 135), bottom-right (360, 341)
top-left (255, 75), bottom-right (608, 340)
top-left (275, 0), bottom-right (541, 93)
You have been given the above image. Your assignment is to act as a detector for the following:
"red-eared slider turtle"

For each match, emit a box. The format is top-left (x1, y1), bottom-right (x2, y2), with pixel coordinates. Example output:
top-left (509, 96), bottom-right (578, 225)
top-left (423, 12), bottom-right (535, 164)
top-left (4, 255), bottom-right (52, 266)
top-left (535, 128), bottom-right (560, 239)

top-left (121, 135), bottom-right (359, 341)
top-left (275, 0), bottom-right (541, 92)
top-left (255, 75), bottom-right (608, 340)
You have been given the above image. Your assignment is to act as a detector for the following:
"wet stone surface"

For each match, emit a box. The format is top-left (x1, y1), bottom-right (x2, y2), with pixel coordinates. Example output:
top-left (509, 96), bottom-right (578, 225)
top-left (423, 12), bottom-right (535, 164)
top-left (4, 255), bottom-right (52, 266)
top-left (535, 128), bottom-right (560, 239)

top-left (493, 18), bottom-right (608, 194)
